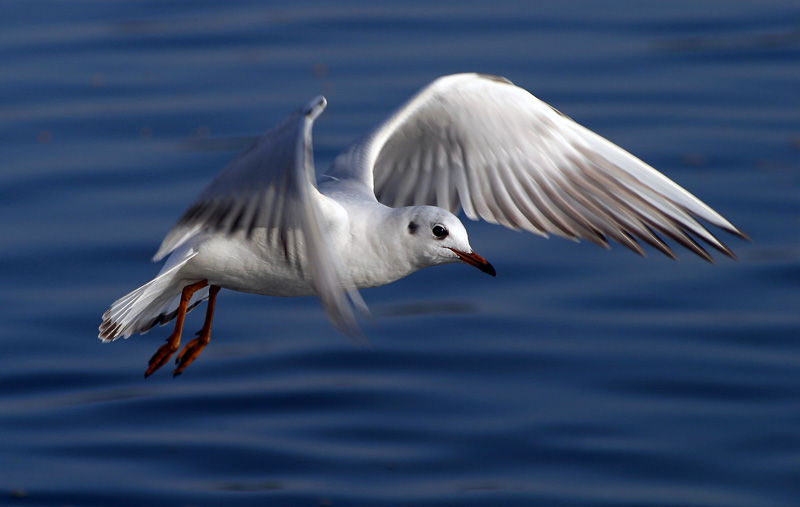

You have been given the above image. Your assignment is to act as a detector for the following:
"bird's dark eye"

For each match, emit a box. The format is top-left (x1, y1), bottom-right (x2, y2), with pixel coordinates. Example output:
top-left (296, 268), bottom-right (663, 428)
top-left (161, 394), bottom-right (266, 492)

top-left (432, 224), bottom-right (448, 239)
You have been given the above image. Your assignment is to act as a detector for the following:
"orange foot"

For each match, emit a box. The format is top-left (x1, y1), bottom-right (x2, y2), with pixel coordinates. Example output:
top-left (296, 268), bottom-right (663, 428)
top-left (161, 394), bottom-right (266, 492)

top-left (143, 280), bottom-right (209, 378)
top-left (172, 285), bottom-right (220, 377)
top-left (145, 337), bottom-right (179, 378)
top-left (173, 333), bottom-right (210, 377)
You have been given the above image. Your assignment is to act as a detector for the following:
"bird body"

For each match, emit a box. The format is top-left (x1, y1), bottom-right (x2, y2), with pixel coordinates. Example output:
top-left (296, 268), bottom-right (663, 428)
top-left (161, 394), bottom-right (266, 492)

top-left (180, 200), bottom-right (464, 297)
top-left (99, 73), bottom-right (745, 376)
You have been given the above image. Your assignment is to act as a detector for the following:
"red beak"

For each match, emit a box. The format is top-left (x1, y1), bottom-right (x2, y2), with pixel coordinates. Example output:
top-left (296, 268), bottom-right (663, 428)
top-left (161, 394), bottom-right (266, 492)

top-left (447, 248), bottom-right (497, 277)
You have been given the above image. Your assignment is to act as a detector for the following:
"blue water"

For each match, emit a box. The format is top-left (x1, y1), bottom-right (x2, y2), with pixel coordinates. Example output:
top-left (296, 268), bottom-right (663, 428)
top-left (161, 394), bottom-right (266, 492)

top-left (2, 1), bottom-right (800, 505)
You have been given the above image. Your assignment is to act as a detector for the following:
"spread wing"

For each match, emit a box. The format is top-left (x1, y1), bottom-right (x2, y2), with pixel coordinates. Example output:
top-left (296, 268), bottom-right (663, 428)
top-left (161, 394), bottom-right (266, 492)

top-left (327, 73), bottom-right (746, 261)
top-left (155, 96), bottom-right (366, 341)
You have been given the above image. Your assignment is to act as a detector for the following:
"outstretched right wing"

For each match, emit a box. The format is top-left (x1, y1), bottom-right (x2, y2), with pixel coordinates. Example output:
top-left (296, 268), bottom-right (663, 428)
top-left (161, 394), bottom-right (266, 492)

top-left (329, 73), bottom-right (746, 262)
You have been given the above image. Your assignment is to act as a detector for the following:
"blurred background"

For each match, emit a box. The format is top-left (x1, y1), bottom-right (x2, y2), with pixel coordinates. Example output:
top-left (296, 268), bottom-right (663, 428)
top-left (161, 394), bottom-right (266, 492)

top-left (2, 1), bottom-right (799, 505)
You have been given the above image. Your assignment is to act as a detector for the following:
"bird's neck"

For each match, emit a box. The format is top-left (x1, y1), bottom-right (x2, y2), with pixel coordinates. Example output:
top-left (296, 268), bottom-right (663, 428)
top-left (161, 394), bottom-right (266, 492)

top-left (339, 205), bottom-right (420, 289)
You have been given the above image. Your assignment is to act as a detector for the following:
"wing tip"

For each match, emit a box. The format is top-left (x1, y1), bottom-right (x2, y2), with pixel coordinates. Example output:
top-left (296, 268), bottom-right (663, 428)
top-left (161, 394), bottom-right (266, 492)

top-left (304, 96), bottom-right (327, 120)
top-left (475, 73), bottom-right (514, 85)
top-left (729, 225), bottom-right (751, 243)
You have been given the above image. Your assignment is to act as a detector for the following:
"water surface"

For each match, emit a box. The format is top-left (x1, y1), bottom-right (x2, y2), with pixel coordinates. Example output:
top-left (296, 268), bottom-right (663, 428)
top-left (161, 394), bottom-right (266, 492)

top-left (2, 1), bottom-right (800, 505)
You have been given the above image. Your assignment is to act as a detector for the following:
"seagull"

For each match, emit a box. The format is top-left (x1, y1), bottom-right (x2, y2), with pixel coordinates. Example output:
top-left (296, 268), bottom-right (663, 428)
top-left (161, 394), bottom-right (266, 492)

top-left (99, 73), bottom-right (746, 377)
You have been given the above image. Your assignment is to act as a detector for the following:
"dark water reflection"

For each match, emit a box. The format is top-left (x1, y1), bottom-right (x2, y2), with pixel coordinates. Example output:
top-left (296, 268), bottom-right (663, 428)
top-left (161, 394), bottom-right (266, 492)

top-left (2, 1), bottom-right (800, 505)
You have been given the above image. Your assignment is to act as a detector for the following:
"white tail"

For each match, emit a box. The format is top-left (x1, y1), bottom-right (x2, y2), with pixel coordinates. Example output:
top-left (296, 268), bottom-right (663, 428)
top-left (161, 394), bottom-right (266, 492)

top-left (98, 249), bottom-right (207, 342)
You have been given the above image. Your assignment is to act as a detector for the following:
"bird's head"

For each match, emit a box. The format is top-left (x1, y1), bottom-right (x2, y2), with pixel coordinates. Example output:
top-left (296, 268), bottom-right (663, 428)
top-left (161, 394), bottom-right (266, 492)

top-left (400, 206), bottom-right (496, 276)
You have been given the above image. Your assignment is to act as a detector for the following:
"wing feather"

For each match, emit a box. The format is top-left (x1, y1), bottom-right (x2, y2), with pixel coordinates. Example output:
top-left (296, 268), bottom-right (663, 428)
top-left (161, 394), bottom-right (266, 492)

top-left (154, 97), bottom-right (366, 341)
top-left (327, 73), bottom-right (745, 261)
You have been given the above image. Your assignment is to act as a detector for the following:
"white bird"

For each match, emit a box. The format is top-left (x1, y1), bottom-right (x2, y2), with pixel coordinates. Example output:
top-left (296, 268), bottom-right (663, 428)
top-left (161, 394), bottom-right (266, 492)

top-left (99, 73), bottom-right (746, 377)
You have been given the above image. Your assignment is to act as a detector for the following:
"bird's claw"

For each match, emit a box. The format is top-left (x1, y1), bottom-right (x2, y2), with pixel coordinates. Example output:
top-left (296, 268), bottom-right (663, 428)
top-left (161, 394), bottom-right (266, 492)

top-left (172, 335), bottom-right (209, 377)
top-left (145, 339), bottom-right (179, 377)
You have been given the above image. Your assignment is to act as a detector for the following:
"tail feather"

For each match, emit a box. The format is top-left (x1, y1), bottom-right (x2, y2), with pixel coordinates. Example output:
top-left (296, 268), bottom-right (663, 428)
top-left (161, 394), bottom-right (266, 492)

top-left (99, 250), bottom-right (205, 342)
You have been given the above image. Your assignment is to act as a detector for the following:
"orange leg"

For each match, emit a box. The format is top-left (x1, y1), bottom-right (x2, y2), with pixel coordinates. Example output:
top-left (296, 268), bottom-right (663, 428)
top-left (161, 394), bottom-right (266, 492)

top-left (144, 280), bottom-right (209, 378)
top-left (173, 284), bottom-right (221, 377)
